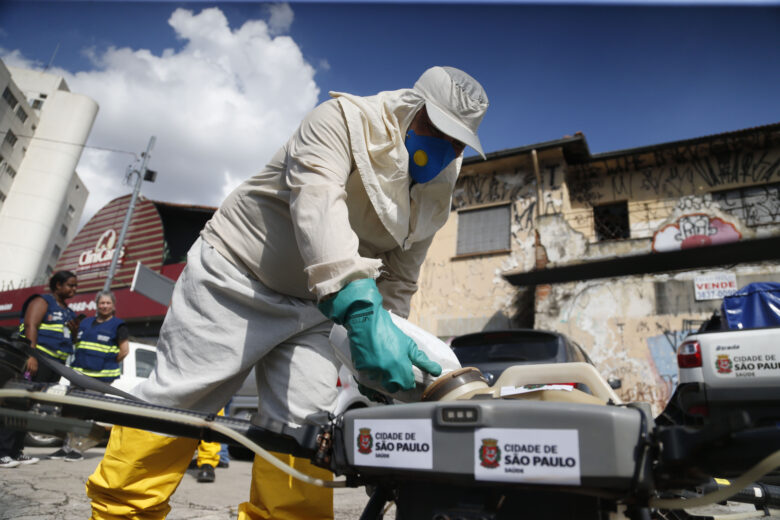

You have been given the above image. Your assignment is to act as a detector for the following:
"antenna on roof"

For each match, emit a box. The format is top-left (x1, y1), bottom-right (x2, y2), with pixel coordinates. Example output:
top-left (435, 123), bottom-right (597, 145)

top-left (44, 43), bottom-right (60, 72)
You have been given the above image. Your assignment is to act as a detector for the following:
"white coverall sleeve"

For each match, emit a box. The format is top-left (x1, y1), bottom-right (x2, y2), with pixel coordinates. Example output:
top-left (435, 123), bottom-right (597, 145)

top-left (376, 235), bottom-right (434, 318)
top-left (286, 100), bottom-right (384, 299)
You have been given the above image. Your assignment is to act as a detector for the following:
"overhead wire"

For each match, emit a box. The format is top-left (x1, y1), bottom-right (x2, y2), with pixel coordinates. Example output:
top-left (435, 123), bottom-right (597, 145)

top-left (4, 132), bottom-right (138, 158)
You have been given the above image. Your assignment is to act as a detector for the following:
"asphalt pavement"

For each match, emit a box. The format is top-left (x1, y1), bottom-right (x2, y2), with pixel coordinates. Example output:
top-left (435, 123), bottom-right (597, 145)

top-left (0, 446), bottom-right (376, 520)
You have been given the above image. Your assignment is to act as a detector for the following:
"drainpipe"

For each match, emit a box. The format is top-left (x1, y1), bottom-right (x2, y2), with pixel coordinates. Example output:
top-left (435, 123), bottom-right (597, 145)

top-left (530, 149), bottom-right (550, 324)
top-left (531, 149), bottom-right (542, 218)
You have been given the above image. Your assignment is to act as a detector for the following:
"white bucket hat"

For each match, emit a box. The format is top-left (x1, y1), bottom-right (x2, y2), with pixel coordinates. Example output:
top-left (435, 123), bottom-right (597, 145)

top-left (413, 66), bottom-right (489, 158)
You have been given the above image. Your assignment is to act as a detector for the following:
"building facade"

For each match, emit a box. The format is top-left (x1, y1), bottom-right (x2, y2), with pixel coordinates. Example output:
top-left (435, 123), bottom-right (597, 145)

top-left (409, 123), bottom-right (780, 412)
top-left (0, 60), bottom-right (97, 290)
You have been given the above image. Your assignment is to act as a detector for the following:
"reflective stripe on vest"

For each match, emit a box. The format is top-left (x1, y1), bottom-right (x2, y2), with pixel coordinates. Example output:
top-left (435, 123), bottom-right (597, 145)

top-left (72, 366), bottom-right (121, 378)
top-left (75, 341), bottom-right (120, 355)
top-left (18, 324), bottom-right (70, 361)
top-left (39, 323), bottom-right (65, 333)
top-left (35, 344), bottom-right (69, 361)
top-left (18, 294), bottom-right (75, 359)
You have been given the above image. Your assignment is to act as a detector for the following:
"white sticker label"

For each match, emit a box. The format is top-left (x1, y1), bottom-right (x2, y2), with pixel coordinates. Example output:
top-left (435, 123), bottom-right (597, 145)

top-left (474, 428), bottom-right (581, 485)
top-left (354, 419), bottom-right (432, 469)
top-left (713, 347), bottom-right (780, 379)
top-left (500, 384), bottom-right (575, 397)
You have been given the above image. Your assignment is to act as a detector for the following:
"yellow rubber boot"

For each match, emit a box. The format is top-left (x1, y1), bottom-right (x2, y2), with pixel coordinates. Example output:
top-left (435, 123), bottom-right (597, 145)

top-left (237, 451), bottom-right (334, 520)
top-left (86, 426), bottom-right (199, 520)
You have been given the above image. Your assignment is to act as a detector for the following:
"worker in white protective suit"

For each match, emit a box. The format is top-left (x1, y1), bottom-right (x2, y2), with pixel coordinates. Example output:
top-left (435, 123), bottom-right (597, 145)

top-left (86, 66), bottom-right (489, 520)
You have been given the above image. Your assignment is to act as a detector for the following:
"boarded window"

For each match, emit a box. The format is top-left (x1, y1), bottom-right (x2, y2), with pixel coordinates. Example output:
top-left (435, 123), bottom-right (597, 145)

top-left (456, 204), bottom-right (511, 256)
top-left (594, 201), bottom-right (630, 241)
top-left (712, 182), bottom-right (780, 227)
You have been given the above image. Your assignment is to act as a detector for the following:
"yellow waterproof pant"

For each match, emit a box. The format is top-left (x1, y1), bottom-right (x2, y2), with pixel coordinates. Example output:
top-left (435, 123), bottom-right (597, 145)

top-left (86, 426), bottom-right (197, 519)
top-left (196, 438), bottom-right (221, 468)
top-left (196, 408), bottom-right (224, 468)
top-left (87, 426), bottom-right (333, 520)
top-left (238, 451), bottom-right (333, 520)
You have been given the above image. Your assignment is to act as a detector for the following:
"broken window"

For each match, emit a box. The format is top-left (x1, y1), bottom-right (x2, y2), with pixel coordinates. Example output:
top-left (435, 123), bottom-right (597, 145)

top-left (593, 201), bottom-right (630, 241)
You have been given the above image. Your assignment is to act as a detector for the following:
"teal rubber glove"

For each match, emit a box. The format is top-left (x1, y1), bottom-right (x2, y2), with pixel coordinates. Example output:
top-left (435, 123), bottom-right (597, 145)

top-left (318, 278), bottom-right (442, 393)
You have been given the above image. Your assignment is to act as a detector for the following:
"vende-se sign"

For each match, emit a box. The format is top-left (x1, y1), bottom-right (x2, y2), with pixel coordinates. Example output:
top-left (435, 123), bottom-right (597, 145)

top-left (694, 272), bottom-right (738, 301)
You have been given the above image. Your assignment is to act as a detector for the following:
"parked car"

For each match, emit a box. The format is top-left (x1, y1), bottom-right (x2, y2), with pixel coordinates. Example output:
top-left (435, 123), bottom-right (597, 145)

top-left (449, 329), bottom-right (619, 389)
top-left (110, 341), bottom-right (157, 393)
top-left (26, 341), bottom-right (158, 447)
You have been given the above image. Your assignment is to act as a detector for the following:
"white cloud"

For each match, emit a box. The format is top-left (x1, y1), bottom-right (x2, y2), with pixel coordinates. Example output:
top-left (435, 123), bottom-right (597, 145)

top-left (267, 3), bottom-right (294, 35)
top-left (1, 48), bottom-right (40, 69)
top-left (4, 5), bottom-right (319, 228)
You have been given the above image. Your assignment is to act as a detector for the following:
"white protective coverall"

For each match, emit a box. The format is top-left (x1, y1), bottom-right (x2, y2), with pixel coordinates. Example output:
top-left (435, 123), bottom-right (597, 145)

top-left (87, 68), bottom-right (488, 520)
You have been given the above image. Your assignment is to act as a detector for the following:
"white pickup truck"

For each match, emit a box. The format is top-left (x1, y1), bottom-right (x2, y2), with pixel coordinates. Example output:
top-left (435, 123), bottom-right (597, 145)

top-left (674, 326), bottom-right (780, 428)
top-left (658, 283), bottom-right (780, 486)
top-left (671, 282), bottom-right (780, 429)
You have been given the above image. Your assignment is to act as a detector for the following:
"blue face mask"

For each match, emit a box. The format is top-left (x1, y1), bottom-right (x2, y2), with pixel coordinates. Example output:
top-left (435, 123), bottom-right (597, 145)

top-left (405, 130), bottom-right (457, 184)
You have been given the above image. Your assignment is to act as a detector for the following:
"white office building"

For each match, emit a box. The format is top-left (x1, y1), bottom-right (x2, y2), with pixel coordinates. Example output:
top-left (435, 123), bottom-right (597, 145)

top-left (0, 60), bottom-right (98, 290)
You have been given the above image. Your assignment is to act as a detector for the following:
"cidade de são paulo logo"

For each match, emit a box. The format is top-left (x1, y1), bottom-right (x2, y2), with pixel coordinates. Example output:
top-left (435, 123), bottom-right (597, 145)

top-left (479, 438), bottom-right (500, 468)
top-left (478, 437), bottom-right (578, 470)
top-left (355, 425), bottom-right (430, 459)
top-left (357, 428), bottom-right (373, 454)
top-left (716, 354), bottom-right (733, 374)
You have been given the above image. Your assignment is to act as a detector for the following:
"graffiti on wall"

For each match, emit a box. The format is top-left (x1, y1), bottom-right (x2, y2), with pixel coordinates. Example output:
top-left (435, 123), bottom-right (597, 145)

top-left (453, 170), bottom-right (533, 209)
top-left (652, 213), bottom-right (742, 252)
top-left (569, 149), bottom-right (780, 206)
top-left (454, 164), bottom-right (564, 210)
top-left (712, 182), bottom-right (780, 227)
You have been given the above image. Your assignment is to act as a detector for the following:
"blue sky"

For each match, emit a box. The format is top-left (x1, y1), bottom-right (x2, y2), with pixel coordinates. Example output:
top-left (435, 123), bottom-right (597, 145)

top-left (1, 1), bottom-right (779, 222)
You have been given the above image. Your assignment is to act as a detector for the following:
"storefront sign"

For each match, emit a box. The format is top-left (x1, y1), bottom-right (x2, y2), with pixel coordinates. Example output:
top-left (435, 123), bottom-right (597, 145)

top-left (77, 229), bottom-right (125, 272)
top-left (694, 272), bottom-right (738, 301)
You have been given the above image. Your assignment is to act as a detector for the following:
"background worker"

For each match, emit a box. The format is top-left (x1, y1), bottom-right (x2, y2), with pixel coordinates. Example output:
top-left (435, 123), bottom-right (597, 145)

top-left (86, 66), bottom-right (489, 519)
top-left (0, 270), bottom-right (79, 468)
top-left (188, 408), bottom-right (229, 483)
top-left (49, 290), bottom-right (129, 462)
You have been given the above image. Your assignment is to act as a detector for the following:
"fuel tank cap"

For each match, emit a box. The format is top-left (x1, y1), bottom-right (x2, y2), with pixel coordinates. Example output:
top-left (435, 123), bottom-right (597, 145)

top-left (421, 367), bottom-right (489, 402)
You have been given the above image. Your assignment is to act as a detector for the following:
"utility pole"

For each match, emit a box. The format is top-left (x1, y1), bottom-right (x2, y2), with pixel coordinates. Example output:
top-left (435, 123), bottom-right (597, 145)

top-left (102, 136), bottom-right (156, 292)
